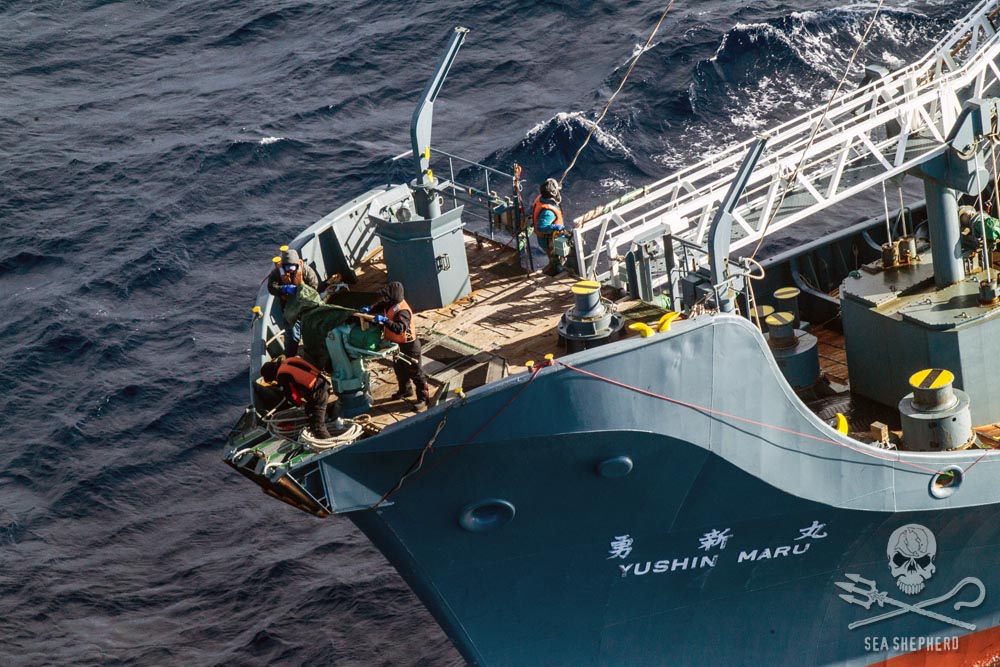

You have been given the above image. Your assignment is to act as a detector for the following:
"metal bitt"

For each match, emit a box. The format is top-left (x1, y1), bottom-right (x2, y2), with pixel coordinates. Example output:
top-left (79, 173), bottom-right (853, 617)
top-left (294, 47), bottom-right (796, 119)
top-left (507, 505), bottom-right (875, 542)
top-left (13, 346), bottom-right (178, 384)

top-left (979, 279), bottom-right (999, 305)
top-left (898, 369), bottom-right (973, 451)
top-left (765, 311), bottom-right (819, 389)
top-left (898, 236), bottom-right (917, 264)
top-left (881, 241), bottom-right (900, 269)
top-left (557, 280), bottom-right (625, 353)
top-left (751, 304), bottom-right (775, 332)
top-left (410, 26), bottom-right (469, 219)
top-left (773, 286), bottom-right (801, 328)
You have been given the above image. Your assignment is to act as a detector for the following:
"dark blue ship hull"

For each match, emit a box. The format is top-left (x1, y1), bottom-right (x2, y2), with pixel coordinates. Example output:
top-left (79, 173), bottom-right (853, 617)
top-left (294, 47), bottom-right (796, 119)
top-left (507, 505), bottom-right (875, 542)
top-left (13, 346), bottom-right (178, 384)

top-left (319, 315), bottom-right (1000, 666)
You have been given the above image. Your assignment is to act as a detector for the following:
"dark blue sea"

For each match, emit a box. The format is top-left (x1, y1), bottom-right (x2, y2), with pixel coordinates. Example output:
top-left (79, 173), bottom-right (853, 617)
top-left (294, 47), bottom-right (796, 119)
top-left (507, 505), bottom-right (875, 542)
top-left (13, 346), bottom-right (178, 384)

top-left (0, 1), bottom-right (972, 665)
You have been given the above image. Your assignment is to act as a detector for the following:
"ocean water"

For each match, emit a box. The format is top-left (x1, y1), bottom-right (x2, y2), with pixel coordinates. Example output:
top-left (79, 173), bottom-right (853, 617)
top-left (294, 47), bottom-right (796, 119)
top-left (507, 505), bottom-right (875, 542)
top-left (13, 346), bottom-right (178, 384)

top-left (0, 1), bottom-right (973, 665)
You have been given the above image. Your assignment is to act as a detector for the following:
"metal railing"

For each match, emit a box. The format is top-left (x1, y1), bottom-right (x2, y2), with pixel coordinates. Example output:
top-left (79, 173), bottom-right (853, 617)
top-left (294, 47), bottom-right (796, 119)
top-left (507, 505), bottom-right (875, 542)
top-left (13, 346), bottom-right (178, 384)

top-left (391, 147), bottom-right (532, 262)
top-left (571, 0), bottom-right (1000, 289)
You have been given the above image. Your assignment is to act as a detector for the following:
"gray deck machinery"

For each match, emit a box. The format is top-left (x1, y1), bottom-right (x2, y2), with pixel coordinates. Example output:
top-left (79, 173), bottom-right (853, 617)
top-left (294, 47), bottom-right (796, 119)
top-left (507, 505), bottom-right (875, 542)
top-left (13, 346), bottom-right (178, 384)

top-left (837, 98), bottom-right (1000, 451)
top-left (702, 99), bottom-right (1000, 452)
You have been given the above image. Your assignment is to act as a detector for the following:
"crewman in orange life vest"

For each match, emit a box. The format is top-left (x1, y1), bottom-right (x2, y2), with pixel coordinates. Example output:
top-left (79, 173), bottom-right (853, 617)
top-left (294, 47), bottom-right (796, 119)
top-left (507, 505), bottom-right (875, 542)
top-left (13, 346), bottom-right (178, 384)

top-left (260, 355), bottom-right (334, 440)
top-left (532, 177), bottom-right (566, 276)
top-left (360, 281), bottom-right (430, 411)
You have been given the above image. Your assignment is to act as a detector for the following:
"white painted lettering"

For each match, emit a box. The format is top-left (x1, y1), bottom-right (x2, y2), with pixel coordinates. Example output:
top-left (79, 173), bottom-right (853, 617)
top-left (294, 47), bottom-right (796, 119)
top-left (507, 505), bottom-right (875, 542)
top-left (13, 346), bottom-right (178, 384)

top-left (619, 564), bottom-right (633, 577)
top-left (756, 548), bottom-right (772, 560)
top-left (672, 558), bottom-right (689, 571)
top-left (738, 550), bottom-right (757, 563)
top-left (633, 561), bottom-right (651, 576)
top-left (653, 560), bottom-right (670, 573)
top-left (792, 542), bottom-right (810, 555)
top-left (699, 555), bottom-right (718, 568)
top-left (773, 546), bottom-right (790, 557)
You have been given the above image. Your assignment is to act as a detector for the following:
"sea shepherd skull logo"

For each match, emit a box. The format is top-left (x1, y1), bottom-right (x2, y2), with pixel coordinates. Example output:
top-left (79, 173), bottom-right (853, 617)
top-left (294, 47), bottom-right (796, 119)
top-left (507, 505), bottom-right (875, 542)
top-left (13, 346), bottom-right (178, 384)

top-left (888, 524), bottom-right (936, 595)
top-left (837, 523), bottom-right (986, 631)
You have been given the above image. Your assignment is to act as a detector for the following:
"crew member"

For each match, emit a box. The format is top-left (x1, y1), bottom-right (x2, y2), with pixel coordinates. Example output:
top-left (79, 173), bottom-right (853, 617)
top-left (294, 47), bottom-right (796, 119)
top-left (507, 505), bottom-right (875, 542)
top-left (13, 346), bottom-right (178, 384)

top-left (266, 246), bottom-right (320, 356)
top-left (260, 355), bottom-right (334, 440)
top-left (361, 281), bottom-right (430, 410)
top-left (532, 178), bottom-right (566, 276)
top-left (959, 205), bottom-right (1000, 251)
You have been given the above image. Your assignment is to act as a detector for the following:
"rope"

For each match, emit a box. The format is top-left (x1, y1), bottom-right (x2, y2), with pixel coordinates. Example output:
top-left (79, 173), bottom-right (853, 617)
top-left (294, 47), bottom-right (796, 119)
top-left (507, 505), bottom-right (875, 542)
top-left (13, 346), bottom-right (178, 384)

top-left (370, 411), bottom-right (450, 508)
top-left (265, 407), bottom-right (309, 441)
top-left (898, 183), bottom-right (908, 237)
top-left (553, 359), bottom-right (994, 477)
top-left (751, 0), bottom-right (886, 260)
top-left (974, 147), bottom-right (991, 279)
top-left (559, 0), bottom-right (676, 187)
top-left (299, 422), bottom-right (365, 452)
top-left (371, 365), bottom-right (544, 508)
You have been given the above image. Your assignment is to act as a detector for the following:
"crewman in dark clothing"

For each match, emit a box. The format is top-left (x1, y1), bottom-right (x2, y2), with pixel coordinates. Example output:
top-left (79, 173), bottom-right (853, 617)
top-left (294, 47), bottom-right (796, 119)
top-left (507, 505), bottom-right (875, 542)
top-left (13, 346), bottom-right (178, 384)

top-left (267, 246), bottom-right (320, 356)
top-left (362, 281), bottom-right (430, 410)
top-left (260, 355), bottom-right (334, 440)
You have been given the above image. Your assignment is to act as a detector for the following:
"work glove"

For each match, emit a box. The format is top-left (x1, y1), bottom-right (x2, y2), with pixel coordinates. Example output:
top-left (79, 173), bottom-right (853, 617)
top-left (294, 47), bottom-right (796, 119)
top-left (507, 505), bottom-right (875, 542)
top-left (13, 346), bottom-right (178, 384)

top-left (373, 314), bottom-right (389, 325)
top-left (280, 284), bottom-right (297, 296)
top-left (359, 305), bottom-right (372, 314)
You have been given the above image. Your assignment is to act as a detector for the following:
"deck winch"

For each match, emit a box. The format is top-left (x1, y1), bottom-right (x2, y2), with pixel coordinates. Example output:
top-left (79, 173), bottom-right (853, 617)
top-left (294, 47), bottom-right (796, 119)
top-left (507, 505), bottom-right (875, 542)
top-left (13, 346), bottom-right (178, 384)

top-left (765, 311), bottom-right (819, 389)
top-left (325, 320), bottom-right (398, 416)
top-left (898, 369), bottom-right (973, 451)
top-left (557, 280), bottom-right (625, 353)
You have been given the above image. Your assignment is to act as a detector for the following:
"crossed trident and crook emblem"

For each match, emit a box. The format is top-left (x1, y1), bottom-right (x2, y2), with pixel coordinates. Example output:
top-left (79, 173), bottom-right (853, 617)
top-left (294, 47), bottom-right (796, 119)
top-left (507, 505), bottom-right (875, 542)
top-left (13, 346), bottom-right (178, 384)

top-left (837, 573), bottom-right (986, 630)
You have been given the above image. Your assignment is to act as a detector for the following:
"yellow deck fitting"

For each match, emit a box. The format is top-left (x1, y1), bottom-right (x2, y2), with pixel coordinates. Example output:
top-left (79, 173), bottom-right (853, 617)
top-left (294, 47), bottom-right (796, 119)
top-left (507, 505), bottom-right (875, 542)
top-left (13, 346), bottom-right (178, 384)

top-left (835, 413), bottom-right (849, 434)
top-left (571, 280), bottom-right (601, 295)
top-left (628, 323), bottom-right (654, 338)
top-left (765, 311), bottom-right (795, 328)
top-left (909, 368), bottom-right (954, 389)
top-left (657, 312), bottom-right (681, 332)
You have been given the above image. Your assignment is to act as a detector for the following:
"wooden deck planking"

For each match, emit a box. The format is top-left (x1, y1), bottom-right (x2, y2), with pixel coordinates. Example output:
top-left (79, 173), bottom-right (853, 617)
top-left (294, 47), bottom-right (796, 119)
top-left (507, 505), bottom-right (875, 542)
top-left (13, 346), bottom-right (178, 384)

top-left (810, 325), bottom-right (849, 385)
top-left (339, 235), bottom-right (636, 429)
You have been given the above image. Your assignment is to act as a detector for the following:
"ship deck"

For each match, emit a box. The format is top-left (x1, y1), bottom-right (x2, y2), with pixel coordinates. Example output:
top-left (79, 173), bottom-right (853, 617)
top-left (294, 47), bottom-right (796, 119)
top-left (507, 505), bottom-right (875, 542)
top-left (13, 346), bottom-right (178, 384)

top-left (322, 234), bottom-right (1000, 447)
top-left (336, 233), bottom-right (667, 431)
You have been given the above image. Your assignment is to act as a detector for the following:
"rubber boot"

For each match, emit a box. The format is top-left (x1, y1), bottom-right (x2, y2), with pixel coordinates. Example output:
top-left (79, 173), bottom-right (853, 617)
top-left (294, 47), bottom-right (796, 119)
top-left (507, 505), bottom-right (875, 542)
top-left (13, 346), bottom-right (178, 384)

top-left (392, 386), bottom-right (414, 400)
top-left (413, 381), bottom-right (430, 412)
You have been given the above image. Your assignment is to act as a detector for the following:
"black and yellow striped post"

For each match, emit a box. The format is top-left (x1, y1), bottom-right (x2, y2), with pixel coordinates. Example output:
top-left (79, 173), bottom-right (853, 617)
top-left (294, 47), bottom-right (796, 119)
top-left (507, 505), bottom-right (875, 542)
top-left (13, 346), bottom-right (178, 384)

top-left (773, 286), bottom-right (801, 328)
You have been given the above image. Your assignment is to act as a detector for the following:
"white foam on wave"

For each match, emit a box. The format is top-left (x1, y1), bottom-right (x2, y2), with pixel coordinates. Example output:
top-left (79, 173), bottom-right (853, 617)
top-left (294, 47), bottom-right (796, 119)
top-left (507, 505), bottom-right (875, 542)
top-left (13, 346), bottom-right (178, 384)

top-left (709, 6), bottom-right (925, 134)
top-left (718, 21), bottom-right (847, 82)
top-left (524, 111), bottom-right (632, 158)
top-left (600, 175), bottom-right (630, 191)
top-left (260, 136), bottom-right (283, 145)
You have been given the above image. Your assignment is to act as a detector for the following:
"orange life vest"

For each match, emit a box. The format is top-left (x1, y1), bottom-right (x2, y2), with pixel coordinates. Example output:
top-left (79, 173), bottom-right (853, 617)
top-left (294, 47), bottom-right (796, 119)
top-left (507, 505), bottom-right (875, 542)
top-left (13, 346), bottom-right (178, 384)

top-left (382, 299), bottom-right (416, 344)
top-left (531, 195), bottom-right (563, 236)
top-left (277, 357), bottom-right (321, 405)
